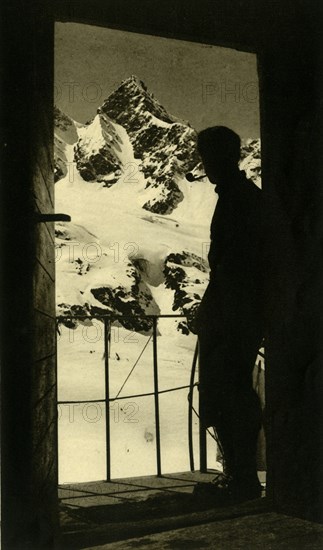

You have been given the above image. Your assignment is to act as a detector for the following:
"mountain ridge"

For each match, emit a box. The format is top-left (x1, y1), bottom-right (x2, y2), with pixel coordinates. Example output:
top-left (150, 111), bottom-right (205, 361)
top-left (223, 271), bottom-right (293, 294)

top-left (54, 76), bottom-right (261, 335)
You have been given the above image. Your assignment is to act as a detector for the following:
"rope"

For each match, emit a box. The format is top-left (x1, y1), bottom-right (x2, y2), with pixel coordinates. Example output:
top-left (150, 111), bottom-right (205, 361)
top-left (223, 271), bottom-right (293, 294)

top-left (190, 403), bottom-right (217, 441)
top-left (112, 335), bottom-right (152, 401)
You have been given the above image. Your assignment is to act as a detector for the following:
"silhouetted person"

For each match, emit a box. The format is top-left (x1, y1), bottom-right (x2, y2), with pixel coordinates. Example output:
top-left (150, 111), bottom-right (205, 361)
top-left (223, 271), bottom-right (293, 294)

top-left (195, 126), bottom-right (264, 502)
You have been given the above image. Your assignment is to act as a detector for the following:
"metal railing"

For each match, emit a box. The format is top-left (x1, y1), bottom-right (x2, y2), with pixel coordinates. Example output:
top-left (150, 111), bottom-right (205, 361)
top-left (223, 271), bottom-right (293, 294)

top-left (56, 313), bottom-right (199, 481)
top-left (56, 313), bottom-right (265, 481)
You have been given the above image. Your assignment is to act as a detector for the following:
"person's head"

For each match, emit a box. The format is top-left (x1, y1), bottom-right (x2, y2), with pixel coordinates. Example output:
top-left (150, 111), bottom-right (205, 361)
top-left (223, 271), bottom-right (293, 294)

top-left (197, 126), bottom-right (241, 188)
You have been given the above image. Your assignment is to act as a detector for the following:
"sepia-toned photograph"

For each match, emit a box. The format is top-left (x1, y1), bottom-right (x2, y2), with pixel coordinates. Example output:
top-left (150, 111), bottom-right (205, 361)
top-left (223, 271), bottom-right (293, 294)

top-left (1, 1), bottom-right (322, 548)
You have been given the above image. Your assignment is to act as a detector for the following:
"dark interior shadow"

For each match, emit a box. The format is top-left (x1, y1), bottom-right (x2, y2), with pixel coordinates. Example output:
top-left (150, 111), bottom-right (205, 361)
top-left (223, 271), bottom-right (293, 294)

top-left (61, 489), bottom-right (266, 525)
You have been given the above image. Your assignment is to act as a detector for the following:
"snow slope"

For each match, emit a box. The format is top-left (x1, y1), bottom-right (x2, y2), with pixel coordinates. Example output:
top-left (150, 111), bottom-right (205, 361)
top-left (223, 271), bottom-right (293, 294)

top-left (54, 77), bottom-right (261, 483)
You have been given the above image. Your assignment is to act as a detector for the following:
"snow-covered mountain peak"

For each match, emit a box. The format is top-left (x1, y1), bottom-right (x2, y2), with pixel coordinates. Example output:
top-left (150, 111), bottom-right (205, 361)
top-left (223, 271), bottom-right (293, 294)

top-left (55, 78), bottom-right (261, 333)
top-left (99, 75), bottom-right (180, 128)
top-left (67, 75), bottom-right (201, 212)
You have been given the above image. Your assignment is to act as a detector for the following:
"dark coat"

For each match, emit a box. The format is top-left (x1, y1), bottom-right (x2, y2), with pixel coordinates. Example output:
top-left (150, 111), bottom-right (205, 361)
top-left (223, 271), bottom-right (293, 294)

top-left (197, 170), bottom-right (264, 340)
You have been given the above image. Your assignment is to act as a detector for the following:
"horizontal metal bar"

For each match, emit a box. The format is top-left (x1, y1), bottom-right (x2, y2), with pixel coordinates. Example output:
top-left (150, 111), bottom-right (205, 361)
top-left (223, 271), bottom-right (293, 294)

top-left (57, 399), bottom-right (106, 405)
top-left (57, 383), bottom-right (199, 405)
top-left (35, 213), bottom-right (71, 223)
top-left (56, 314), bottom-right (188, 320)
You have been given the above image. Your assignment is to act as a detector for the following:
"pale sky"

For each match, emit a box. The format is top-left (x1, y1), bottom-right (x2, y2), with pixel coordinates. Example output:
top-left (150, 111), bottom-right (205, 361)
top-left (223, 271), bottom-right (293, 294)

top-left (55, 22), bottom-right (260, 138)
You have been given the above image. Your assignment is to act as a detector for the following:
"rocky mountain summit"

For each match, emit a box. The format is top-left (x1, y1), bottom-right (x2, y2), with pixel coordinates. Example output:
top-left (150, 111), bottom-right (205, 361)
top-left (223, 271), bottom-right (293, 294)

top-left (70, 76), bottom-right (200, 213)
top-left (54, 76), bottom-right (261, 334)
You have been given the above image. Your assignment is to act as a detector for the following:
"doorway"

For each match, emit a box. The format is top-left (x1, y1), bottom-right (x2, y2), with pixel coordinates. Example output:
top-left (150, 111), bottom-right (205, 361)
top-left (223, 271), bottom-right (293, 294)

top-left (54, 21), bottom-right (263, 486)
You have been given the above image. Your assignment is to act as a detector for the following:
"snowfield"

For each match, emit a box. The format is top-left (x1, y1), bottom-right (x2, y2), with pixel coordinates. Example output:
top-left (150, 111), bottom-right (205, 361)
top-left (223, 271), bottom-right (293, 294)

top-left (55, 76), bottom-right (261, 483)
top-left (57, 323), bottom-right (222, 482)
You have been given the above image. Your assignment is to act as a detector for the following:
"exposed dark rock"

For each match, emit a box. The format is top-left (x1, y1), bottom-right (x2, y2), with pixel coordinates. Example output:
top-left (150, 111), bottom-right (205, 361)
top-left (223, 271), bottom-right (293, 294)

top-left (74, 143), bottom-right (120, 182)
top-left (164, 251), bottom-right (209, 334)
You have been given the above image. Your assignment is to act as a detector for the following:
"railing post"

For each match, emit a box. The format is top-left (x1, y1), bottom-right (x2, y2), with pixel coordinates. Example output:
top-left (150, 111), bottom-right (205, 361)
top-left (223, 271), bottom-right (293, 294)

top-left (152, 317), bottom-right (162, 476)
top-left (198, 342), bottom-right (207, 473)
top-left (199, 422), bottom-right (207, 472)
top-left (188, 340), bottom-right (199, 472)
top-left (104, 319), bottom-right (111, 481)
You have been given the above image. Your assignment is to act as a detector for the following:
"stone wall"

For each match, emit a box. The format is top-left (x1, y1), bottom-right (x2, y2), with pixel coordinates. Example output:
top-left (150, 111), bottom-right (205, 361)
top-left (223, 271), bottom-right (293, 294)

top-left (1, 1), bottom-right (58, 547)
